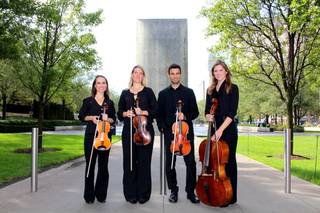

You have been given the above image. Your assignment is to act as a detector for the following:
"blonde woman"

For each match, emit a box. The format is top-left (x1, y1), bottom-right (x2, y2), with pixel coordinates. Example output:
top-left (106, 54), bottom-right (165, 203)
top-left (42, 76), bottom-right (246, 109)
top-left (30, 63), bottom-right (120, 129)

top-left (117, 65), bottom-right (157, 204)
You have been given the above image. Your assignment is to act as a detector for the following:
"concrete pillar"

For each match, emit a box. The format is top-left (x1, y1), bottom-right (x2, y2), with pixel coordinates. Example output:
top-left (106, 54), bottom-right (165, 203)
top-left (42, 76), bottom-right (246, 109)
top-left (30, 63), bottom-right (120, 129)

top-left (136, 19), bottom-right (188, 96)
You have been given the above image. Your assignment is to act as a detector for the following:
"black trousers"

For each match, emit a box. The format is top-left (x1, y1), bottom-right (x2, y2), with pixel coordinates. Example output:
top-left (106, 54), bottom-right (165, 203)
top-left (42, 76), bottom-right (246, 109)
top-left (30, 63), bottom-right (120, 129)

top-left (84, 133), bottom-right (110, 202)
top-left (225, 135), bottom-right (238, 203)
top-left (164, 130), bottom-right (197, 195)
top-left (122, 127), bottom-right (154, 201)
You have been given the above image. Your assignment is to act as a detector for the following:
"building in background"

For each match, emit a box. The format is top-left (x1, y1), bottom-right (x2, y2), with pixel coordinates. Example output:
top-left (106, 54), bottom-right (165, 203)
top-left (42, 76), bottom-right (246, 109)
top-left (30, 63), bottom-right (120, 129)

top-left (136, 19), bottom-right (188, 95)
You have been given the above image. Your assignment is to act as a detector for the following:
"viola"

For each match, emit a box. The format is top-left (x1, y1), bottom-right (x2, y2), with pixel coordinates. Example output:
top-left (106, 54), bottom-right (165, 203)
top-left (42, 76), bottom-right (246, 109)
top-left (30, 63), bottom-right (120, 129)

top-left (195, 98), bottom-right (233, 206)
top-left (94, 103), bottom-right (111, 151)
top-left (133, 97), bottom-right (151, 145)
top-left (170, 100), bottom-right (191, 156)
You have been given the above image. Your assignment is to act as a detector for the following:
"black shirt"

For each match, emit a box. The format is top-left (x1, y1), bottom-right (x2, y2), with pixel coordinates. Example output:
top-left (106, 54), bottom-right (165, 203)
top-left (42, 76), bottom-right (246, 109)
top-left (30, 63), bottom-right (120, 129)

top-left (78, 96), bottom-right (116, 135)
top-left (157, 84), bottom-right (199, 132)
top-left (117, 87), bottom-right (157, 129)
top-left (205, 81), bottom-right (239, 132)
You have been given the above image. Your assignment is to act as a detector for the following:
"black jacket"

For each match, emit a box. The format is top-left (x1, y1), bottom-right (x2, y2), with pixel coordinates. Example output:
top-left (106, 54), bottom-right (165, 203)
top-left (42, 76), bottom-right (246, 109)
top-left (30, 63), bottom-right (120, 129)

top-left (78, 96), bottom-right (116, 135)
top-left (157, 84), bottom-right (199, 132)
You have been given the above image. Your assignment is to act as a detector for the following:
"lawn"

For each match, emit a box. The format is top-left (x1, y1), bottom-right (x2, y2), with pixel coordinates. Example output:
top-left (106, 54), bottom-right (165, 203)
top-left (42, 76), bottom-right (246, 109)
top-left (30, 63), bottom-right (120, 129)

top-left (238, 134), bottom-right (320, 185)
top-left (0, 133), bottom-right (120, 186)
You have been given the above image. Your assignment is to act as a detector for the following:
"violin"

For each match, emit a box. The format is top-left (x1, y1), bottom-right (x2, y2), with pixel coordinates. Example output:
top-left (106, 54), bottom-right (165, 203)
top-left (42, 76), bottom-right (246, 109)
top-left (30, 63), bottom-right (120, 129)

top-left (133, 97), bottom-right (151, 145)
top-left (94, 103), bottom-right (111, 151)
top-left (170, 100), bottom-right (191, 156)
top-left (195, 98), bottom-right (233, 206)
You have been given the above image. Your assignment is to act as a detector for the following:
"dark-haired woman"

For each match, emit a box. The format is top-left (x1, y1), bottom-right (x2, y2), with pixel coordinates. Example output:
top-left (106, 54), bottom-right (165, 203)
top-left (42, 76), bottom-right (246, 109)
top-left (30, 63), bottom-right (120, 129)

top-left (78, 75), bottom-right (116, 204)
top-left (205, 60), bottom-right (239, 206)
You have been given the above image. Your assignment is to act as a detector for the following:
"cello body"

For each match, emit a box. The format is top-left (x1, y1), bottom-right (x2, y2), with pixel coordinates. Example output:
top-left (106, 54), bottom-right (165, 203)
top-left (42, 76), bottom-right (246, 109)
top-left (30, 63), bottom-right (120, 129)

top-left (195, 98), bottom-right (233, 206)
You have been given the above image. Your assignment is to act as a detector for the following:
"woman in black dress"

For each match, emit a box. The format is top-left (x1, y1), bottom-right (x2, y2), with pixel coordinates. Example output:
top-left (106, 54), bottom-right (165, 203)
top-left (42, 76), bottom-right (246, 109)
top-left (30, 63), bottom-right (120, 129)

top-left (78, 75), bottom-right (116, 204)
top-left (205, 60), bottom-right (239, 206)
top-left (117, 65), bottom-right (157, 204)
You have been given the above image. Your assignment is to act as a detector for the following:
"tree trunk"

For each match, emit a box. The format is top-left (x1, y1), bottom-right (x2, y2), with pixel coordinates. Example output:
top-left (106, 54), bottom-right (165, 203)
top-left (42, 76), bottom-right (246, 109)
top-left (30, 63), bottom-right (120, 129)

top-left (2, 93), bottom-right (7, 120)
top-left (38, 99), bottom-right (44, 149)
top-left (62, 98), bottom-right (66, 120)
top-left (287, 95), bottom-right (294, 155)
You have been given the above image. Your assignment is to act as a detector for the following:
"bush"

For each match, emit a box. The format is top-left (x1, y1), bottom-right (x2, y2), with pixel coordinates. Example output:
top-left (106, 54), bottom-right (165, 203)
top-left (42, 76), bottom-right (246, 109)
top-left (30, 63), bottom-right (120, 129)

top-left (0, 119), bottom-right (82, 133)
top-left (270, 124), bottom-right (304, 132)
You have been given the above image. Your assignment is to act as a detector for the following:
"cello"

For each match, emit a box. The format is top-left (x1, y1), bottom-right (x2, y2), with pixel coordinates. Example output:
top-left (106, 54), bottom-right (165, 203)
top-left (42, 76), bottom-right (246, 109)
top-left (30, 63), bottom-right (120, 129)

top-left (195, 98), bottom-right (233, 206)
top-left (133, 96), bottom-right (151, 145)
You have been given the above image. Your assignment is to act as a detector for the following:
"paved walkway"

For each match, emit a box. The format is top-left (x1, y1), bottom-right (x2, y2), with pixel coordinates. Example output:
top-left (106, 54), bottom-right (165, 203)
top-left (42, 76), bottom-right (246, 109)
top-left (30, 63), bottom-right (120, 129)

top-left (0, 136), bottom-right (320, 213)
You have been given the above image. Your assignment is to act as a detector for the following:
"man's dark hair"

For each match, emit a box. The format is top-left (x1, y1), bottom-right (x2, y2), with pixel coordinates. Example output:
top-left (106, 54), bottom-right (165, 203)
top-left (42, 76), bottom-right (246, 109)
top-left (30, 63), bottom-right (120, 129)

top-left (167, 64), bottom-right (181, 74)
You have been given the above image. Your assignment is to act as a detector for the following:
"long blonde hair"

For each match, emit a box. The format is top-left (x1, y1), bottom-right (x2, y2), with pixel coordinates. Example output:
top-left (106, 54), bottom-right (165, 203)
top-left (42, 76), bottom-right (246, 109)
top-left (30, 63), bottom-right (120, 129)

top-left (128, 65), bottom-right (147, 88)
top-left (208, 60), bottom-right (232, 95)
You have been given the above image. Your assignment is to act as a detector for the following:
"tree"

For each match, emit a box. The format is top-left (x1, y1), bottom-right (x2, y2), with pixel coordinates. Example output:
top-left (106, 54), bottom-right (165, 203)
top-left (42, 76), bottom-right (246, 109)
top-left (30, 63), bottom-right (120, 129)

top-left (0, 0), bottom-right (36, 60)
top-left (202, 0), bottom-right (320, 155)
top-left (1, 1), bottom-right (37, 119)
top-left (0, 59), bottom-right (18, 119)
top-left (15, 0), bottom-right (102, 148)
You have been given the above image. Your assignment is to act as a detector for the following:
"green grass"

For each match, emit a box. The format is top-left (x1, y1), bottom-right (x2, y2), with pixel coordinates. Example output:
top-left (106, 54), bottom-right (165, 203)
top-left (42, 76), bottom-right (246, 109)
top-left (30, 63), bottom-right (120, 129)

top-left (238, 135), bottom-right (320, 185)
top-left (0, 133), bottom-right (120, 186)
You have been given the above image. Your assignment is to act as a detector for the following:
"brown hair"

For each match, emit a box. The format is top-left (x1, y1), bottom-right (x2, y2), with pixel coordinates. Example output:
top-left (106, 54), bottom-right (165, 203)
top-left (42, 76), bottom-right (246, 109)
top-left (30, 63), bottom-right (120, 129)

top-left (167, 63), bottom-right (181, 74)
top-left (128, 65), bottom-right (146, 87)
top-left (208, 60), bottom-right (232, 95)
top-left (91, 75), bottom-right (109, 98)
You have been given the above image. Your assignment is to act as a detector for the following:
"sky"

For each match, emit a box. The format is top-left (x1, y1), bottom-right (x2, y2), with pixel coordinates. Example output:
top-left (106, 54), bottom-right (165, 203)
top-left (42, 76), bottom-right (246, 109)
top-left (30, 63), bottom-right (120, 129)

top-left (85, 0), bottom-right (217, 100)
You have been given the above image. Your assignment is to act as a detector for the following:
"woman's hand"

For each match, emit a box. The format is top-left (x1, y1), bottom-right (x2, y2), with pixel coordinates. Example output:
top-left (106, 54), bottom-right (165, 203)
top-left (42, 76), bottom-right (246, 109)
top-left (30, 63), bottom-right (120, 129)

top-left (90, 116), bottom-right (99, 124)
top-left (206, 114), bottom-right (214, 122)
top-left (211, 128), bottom-right (223, 142)
top-left (102, 113), bottom-right (108, 121)
top-left (134, 107), bottom-right (148, 116)
top-left (124, 109), bottom-right (135, 117)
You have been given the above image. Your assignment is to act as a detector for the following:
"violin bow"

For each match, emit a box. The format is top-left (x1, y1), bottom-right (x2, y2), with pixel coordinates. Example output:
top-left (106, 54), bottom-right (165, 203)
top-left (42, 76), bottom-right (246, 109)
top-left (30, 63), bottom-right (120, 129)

top-left (130, 106), bottom-right (133, 171)
top-left (86, 116), bottom-right (100, 178)
top-left (171, 108), bottom-right (179, 170)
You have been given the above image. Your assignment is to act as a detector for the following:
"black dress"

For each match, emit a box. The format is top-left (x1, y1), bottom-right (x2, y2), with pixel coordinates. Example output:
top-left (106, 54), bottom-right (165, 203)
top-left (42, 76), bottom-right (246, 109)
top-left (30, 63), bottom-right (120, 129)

top-left (78, 96), bottom-right (116, 203)
top-left (157, 84), bottom-right (199, 195)
top-left (117, 87), bottom-right (157, 202)
top-left (204, 81), bottom-right (239, 204)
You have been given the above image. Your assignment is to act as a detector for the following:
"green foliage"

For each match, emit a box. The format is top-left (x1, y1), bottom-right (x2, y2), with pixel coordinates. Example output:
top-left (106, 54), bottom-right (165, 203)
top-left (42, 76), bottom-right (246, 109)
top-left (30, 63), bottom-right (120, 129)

top-left (197, 99), bottom-right (205, 124)
top-left (202, 1), bottom-right (320, 150)
top-left (270, 124), bottom-right (304, 132)
top-left (15, 0), bottom-right (102, 106)
top-left (0, 119), bottom-right (83, 132)
top-left (0, 0), bottom-right (37, 60)
top-left (0, 133), bottom-right (120, 185)
top-left (238, 135), bottom-right (320, 185)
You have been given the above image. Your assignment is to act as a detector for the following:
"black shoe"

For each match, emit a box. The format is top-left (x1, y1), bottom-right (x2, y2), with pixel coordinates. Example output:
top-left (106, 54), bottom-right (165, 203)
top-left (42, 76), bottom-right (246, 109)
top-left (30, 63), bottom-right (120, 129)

top-left (85, 199), bottom-right (94, 204)
top-left (187, 193), bottom-right (200, 204)
top-left (96, 198), bottom-right (106, 203)
top-left (139, 198), bottom-right (149, 204)
top-left (127, 198), bottom-right (137, 204)
top-left (169, 191), bottom-right (178, 203)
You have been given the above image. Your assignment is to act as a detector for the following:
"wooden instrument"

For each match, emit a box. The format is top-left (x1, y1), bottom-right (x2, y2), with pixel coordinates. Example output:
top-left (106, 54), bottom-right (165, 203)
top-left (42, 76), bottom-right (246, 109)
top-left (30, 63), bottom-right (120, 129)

top-left (170, 100), bottom-right (191, 156)
top-left (133, 97), bottom-right (151, 145)
top-left (94, 103), bottom-right (111, 151)
top-left (196, 98), bottom-right (233, 206)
